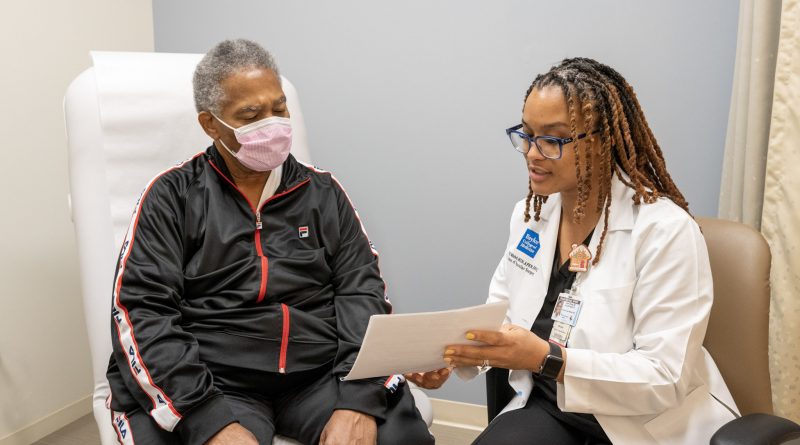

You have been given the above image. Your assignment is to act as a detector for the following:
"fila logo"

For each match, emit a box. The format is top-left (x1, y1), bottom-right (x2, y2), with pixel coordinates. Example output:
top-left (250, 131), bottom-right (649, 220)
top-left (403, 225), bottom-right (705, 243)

top-left (128, 345), bottom-right (142, 375)
top-left (298, 226), bottom-right (309, 238)
top-left (114, 414), bottom-right (128, 439)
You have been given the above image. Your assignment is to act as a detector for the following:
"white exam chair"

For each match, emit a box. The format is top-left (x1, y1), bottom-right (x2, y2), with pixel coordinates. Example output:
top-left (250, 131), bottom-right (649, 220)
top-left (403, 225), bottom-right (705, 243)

top-left (64, 51), bottom-right (431, 445)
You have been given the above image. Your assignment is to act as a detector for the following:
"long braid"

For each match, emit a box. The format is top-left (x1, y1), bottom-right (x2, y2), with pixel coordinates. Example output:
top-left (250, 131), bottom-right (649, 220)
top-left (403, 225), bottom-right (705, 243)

top-left (564, 83), bottom-right (588, 223)
top-left (596, 62), bottom-right (689, 210)
top-left (524, 183), bottom-right (534, 222)
top-left (577, 82), bottom-right (597, 221)
top-left (595, 88), bottom-right (614, 215)
top-left (533, 195), bottom-right (547, 221)
top-left (575, 77), bottom-right (614, 264)
top-left (520, 57), bottom-right (690, 264)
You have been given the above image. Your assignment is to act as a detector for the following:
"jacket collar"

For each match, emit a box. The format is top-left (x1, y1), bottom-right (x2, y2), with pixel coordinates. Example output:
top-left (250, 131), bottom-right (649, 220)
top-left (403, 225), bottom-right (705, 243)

top-left (536, 172), bottom-right (635, 232)
top-left (206, 144), bottom-right (311, 192)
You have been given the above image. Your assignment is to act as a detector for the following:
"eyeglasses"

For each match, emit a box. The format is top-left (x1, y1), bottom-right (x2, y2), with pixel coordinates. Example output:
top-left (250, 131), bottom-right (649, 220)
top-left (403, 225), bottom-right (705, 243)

top-left (505, 124), bottom-right (597, 160)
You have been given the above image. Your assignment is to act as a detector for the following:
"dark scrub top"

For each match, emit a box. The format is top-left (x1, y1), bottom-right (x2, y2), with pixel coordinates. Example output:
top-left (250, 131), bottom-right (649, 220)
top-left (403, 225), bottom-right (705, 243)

top-left (529, 232), bottom-right (611, 442)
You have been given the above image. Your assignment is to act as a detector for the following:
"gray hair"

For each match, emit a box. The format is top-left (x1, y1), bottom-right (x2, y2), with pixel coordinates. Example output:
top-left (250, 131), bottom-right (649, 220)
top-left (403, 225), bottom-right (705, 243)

top-left (193, 39), bottom-right (281, 114)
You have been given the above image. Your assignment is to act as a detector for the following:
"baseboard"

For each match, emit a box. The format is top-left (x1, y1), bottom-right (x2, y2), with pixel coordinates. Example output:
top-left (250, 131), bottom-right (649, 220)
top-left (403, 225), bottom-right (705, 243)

top-left (429, 398), bottom-right (487, 444)
top-left (0, 395), bottom-right (92, 445)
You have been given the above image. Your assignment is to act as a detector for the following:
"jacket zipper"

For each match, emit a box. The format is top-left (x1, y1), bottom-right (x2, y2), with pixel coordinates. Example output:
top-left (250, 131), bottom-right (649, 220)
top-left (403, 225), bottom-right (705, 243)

top-left (259, 180), bottom-right (312, 374)
top-left (208, 159), bottom-right (310, 375)
top-left (279, 303), bottom-right (290, 374)
top-left (254, 213), bottom-right (268, 303)
top-left (253, 177), bottom-right (311, 303)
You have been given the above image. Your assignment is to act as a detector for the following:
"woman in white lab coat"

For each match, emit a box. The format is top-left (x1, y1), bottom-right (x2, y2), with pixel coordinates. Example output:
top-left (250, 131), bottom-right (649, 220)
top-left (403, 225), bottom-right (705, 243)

top-left (407, 58), bottom-right (738, 444)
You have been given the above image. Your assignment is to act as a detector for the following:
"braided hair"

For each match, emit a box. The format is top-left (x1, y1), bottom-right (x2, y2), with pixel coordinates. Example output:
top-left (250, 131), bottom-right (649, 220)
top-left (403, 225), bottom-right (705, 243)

top-left (522, 58), bottom-right (690, 264)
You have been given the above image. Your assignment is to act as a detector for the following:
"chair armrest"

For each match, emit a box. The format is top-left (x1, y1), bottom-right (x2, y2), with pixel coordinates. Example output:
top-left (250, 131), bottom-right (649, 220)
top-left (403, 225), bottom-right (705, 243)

top-left (711, 413), bottom-right (800, 445)
top-left (408, 382), bottom-right (433, 428)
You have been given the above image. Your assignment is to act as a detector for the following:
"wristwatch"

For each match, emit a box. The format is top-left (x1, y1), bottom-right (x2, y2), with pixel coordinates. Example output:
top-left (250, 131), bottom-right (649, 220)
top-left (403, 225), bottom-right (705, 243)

top-left (537, 341), bottom-right (564, 379)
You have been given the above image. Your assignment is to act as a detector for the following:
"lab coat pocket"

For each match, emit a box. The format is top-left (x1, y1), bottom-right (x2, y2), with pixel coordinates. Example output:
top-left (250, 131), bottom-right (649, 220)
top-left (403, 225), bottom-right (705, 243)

top-left (585, 281), bottom-right (635, 304)
top-left (643, 384), bottom-right (736, 445)
top-left (569, 282), bottom-right (634, 351)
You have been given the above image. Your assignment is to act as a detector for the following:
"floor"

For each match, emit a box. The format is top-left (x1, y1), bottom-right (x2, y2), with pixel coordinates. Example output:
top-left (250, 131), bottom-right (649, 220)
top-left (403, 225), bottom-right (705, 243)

top-left (31, 414), bottom-right (478, 445)
top-left (33, 414), bottom-right (100, 445)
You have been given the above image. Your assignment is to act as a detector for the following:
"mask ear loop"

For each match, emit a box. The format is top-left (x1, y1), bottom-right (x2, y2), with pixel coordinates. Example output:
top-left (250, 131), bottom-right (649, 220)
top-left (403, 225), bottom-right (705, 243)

top-left (209, 113), bottom-right (240, 156)
top-left (210, 112), bottom-right (237, 131)
top-left (216, 136), bottom-right (239, 157)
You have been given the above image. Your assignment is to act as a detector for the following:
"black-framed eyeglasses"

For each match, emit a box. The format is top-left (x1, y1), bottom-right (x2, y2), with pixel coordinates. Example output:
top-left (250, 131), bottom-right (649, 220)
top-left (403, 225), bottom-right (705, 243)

top-left (505, 124), bottom-right (598, 159)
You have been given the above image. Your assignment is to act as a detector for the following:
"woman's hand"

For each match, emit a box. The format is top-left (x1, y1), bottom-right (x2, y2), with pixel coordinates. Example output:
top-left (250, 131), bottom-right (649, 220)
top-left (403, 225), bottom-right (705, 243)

top-left (444, 324), bottom-right (551, 372)
top-left (404, 368), bottom-right (451, 389)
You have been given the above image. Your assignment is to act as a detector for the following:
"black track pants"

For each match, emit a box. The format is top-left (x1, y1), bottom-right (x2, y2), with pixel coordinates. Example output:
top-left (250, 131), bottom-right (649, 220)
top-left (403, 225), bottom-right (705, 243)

top-left (110, 363), bottom-right (433, 445)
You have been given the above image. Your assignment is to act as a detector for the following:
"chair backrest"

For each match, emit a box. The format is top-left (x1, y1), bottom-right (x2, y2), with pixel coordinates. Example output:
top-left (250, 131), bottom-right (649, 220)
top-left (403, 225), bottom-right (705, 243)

top-left (699, 217), bottom-right (773, 415)
top-left (64, 51), bottom-right (311, 445)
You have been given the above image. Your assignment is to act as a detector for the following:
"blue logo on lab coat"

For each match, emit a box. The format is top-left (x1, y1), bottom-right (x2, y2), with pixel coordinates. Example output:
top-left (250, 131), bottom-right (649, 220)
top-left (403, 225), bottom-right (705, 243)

top-left (516, 229), bottom-right (540, 258)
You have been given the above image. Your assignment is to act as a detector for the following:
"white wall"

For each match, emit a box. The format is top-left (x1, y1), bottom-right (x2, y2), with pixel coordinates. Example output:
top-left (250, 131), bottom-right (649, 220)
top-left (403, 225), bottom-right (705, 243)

top-left (0, 1), bottom-right (153, 442)
top-left (153, 0), bottom-right (739, 405)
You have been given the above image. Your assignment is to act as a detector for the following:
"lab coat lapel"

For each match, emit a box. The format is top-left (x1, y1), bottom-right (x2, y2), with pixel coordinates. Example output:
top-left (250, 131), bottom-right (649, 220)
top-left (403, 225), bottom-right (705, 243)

top-left (519, 195), bottom-right (561, 329)
top-left (606, 173), bottom-right (635, 232)
top-left (578, 174), bottom-right (635, 292)
top-left (504, 195), bottom-right (560, 414)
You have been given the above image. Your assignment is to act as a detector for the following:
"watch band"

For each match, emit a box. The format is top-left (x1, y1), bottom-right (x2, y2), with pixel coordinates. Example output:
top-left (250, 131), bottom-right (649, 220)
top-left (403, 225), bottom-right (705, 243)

top-left (537, 341), bottom-right (564, 380)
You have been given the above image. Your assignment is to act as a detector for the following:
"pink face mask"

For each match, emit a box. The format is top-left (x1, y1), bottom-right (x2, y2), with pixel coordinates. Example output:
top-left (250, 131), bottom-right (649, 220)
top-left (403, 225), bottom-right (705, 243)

top-left (213, 114), bottom-right (293, 172)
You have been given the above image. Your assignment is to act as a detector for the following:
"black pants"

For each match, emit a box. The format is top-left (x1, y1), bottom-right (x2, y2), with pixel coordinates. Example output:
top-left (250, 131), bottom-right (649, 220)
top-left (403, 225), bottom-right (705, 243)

top-left (472, 395), bottom-right (611, 445)
top-left (111, 362), bottom-right (433, 445)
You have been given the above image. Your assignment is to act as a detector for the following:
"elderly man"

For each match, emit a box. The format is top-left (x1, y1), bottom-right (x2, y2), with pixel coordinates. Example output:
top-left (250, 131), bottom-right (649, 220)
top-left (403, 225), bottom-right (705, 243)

top-left (106, 39), bottom-right (433, 445)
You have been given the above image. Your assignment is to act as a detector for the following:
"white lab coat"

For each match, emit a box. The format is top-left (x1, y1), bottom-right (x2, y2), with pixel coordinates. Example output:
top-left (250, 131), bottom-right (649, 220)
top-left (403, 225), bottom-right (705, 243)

top-left (458, 175), bottom-right (739, 444)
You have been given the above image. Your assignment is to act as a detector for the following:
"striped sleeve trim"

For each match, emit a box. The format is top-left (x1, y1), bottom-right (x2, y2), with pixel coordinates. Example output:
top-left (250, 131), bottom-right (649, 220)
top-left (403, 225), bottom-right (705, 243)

top-left (111, 153), bottom-right (203, 431)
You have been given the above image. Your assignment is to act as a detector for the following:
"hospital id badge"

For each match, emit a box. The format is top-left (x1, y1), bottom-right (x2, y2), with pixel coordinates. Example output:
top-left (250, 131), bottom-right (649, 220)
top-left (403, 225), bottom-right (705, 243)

top-left (549, 321), bottom-right (571, 346)
top-left (551, 292), bottom-right (583, 327)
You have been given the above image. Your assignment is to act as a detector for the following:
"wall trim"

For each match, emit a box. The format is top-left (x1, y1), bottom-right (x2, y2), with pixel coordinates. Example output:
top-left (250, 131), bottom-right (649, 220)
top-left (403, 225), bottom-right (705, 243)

top-left (431, 397), bottom-right (488, 429)
top-left (430, 397), bottom-right (488, 442)
top-left (0, 395), bottom-right (92, 445)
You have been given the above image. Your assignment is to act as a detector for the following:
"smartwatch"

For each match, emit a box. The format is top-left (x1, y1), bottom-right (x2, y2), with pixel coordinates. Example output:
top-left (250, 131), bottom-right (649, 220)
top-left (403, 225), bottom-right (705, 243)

top-left (537, 341), bottom-right (564, 380)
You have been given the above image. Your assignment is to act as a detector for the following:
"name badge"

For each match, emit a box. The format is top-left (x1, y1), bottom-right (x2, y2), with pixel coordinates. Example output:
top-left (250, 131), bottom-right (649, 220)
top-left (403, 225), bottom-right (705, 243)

top-left (549, 321), bottom-right (571, 347)
top-left (551, 292), bottom-right (583, 327)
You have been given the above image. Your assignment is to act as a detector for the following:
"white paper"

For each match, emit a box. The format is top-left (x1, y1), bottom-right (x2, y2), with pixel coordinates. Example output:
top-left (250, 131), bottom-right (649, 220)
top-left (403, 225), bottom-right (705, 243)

top-left (344, 301), bottom-right (509, 380)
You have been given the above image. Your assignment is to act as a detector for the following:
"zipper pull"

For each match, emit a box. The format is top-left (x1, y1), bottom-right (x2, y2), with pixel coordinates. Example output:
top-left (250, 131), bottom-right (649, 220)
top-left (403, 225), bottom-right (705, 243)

top-left (256, 212), bottom-right (263, 230)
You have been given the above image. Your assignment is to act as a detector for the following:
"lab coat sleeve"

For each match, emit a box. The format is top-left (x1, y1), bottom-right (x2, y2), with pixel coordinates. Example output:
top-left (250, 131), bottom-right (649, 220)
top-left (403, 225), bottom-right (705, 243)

top-left (559, 210), bottom-right (713, 416)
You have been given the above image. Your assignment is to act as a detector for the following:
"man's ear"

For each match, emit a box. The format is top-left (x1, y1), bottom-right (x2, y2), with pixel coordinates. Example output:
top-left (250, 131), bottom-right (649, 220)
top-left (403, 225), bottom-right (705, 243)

top-left (198, 111), bottom-right (220, 140)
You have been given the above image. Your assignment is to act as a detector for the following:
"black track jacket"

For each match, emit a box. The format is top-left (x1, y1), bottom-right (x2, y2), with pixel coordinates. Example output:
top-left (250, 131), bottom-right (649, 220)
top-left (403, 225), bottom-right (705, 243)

top-left (106, 146), bottom-right (392, 444)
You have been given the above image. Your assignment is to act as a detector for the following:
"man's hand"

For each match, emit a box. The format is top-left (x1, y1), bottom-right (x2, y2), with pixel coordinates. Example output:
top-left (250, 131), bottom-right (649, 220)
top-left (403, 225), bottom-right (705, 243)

top-left (205, 423), bottom-right (258, 445)
top-left (319, 409), bottom-right (377, 445)
top-left (405, 367), bottom-right (451, 389)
